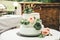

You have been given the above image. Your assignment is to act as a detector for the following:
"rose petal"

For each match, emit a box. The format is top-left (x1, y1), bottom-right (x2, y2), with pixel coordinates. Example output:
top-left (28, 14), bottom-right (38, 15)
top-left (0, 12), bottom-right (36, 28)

top-left (41, 28), bottom-right (50, 36)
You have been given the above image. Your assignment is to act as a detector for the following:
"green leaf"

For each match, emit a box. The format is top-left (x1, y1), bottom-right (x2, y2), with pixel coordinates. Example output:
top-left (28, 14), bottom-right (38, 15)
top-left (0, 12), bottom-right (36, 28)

top-left (37, 19), bottom-right (40, 21)
top-left (38, 34), bottom-right (45, 38)
top-left (24, 21), bottom-right (30, 25)
top-left (20, 19), bottom-right (30, 25)
top-left (34, 22), bottom-right (41, 30)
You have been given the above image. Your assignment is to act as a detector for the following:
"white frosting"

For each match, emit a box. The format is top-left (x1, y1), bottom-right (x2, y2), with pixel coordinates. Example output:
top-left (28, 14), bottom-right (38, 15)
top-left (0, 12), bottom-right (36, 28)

top-left (22, 13), bottom-right (40, 19)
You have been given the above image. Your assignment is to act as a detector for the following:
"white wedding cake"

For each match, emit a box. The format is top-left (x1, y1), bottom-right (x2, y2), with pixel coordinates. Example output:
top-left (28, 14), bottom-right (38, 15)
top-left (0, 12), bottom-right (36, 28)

top-left (19, 13), bottom-right (44, 36)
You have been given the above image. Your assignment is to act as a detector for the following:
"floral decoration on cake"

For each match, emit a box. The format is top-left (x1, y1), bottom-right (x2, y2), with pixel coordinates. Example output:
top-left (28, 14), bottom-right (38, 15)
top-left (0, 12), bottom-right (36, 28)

top-left (20, 16), bottom-right (42, 30)
top-left (39, 28), bottom-right (52, 38)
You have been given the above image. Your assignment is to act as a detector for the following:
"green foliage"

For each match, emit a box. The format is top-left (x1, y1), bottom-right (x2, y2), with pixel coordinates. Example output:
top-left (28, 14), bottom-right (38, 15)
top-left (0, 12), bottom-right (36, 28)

top-left (20, 18), bottom-right (42, 30)
top-left (38, 0), bottom-right (41, 2)
top-left (40, 0), bottom-right (52, 3)
top-left (17, 0), bottom-right (23, 2)
top-left (33, 19), bottom-right (41, 30)
top-left (6, 0), bottom-right (28, 1)
top-left (34, 22), bottom-right (41, 30)
top-left (38, 33), bottom-right (44, 38)
top-left (23, 6), bottom-right (33, 14)
top-left (37, 19), bottom-right (40, 21)
top-left (20, 19), bottom-right (30, 25)
top-left (6, 0), bottom-right (59, 3)
top-left (6, 0), bottom-right (22, 1)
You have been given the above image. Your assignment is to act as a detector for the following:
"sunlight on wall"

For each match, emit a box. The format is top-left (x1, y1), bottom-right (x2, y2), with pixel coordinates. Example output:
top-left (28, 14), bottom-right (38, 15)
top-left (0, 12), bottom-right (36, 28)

top-left (0, 1), bottom-right (20, 11)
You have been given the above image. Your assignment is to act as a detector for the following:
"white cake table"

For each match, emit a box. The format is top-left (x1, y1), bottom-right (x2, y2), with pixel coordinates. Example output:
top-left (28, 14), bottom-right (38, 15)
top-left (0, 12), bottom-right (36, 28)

top-left (0, 28), bottom-right (60, 40)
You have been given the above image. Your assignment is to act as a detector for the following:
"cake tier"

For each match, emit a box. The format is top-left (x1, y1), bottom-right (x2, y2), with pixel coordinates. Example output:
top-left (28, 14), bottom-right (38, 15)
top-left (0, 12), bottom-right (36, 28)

top-left (19, 24), bottom-right (44, 36)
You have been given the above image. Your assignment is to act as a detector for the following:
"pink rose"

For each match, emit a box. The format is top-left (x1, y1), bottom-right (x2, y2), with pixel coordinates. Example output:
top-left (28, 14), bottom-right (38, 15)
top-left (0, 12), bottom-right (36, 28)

top-left (28, 17), bottom-right (34, 23)
top-left (41, 28), bottom-right (50, 36)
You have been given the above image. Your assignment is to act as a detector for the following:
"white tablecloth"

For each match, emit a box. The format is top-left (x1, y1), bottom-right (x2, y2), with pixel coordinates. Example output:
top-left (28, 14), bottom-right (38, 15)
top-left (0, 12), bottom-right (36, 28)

top-left (0, 15), bottom-right (22, 33)
top-left (0, 28), bottom-right (60, 40)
